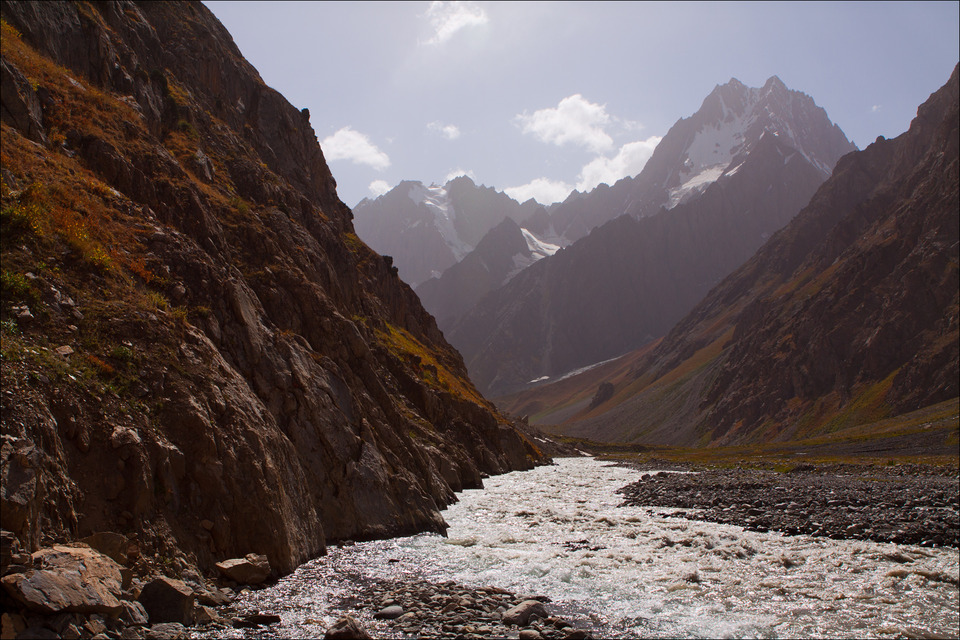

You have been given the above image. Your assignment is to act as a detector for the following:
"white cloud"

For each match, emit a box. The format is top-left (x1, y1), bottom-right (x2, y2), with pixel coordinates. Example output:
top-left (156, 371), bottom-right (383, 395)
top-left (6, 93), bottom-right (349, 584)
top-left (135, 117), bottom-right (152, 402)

top-left (321, 127), bottom-right (390, 170)
top-left (576, 136), bottom-right (662, 191)
top-left (423, 1), bottom-right (488, 45)
top-left (444, 168), bottom-right (476, 182)
top-left (871, 104), bottom-right (882, 113)
top-left (368, 180), bottom-right (392, 197)
top-left (505, 178), bottom-right (574, 205)
top-left (516, 94), bottom-right (614, 153)
top-left (428, 121), bottom-right (462, 140)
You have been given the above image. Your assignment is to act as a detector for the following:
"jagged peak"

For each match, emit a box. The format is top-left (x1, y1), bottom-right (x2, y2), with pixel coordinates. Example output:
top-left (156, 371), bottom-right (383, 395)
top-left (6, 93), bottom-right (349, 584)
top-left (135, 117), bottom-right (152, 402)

top-left (762, 75), bottom-right (787, 92)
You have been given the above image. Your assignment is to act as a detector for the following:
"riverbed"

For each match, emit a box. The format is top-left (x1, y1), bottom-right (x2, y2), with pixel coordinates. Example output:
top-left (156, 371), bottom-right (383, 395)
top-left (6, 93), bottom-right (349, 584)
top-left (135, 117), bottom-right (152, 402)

top-left (214, 457), bottom-right (959, 638)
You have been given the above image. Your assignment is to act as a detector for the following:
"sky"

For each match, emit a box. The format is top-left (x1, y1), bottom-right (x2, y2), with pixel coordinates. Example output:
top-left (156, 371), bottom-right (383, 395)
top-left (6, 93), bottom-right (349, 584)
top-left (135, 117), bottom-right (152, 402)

top-left (205, 1), bottom-right (959, 208)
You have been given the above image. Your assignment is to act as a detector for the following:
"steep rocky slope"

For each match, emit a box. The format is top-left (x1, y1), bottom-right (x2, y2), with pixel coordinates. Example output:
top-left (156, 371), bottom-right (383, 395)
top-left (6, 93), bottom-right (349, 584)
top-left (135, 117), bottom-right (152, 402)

top-left (452, 117), bottom-right (834, 397)
top-left (0, 0), bottom-right (544, 580)
top-left (560, 65), bottom-right (959, 446)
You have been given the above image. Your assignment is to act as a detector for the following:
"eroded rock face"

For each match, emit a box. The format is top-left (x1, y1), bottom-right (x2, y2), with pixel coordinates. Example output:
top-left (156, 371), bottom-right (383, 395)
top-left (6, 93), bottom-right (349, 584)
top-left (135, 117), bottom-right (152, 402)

top-left (0, 0), bottom-right (546, 579)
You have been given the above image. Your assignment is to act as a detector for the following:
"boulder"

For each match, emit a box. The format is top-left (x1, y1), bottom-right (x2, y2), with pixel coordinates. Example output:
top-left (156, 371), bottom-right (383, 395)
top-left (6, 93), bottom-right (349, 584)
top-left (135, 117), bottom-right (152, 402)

top-left (1, 544), bottom-right (123, 614)
top-left (137, 576), bottom-right (194, 624)
top-left (324, 615), bottom-right (371, 640)
top-left (215, 553), bottom-right (270, 584)
top-left (373, 604), bottom-right (404, 619)
top-left (80, 532), bottom-right (132, 565)
top-left (502, 600), bottom-right (548, 626)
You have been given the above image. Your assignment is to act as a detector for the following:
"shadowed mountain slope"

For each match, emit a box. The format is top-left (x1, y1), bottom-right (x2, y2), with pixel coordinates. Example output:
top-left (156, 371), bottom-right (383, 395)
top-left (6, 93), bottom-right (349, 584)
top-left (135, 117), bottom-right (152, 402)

top-left (0, 0), bottom-right (544, 578)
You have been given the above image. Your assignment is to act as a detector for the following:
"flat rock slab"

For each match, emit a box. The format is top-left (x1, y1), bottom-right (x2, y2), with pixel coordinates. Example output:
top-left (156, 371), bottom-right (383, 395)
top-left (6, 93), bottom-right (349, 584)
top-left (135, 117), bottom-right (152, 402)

top-left (215, 553), bottom-right (271, 584)
top-left (1, 544), bottom-right (123, 615)
top-left (144, 622), bottom-right (186, 640)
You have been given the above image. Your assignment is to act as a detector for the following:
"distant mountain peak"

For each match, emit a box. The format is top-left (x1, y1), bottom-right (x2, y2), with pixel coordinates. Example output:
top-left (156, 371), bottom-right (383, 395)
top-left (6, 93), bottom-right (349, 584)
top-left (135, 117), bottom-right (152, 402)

top-left (664, 76), bottom-right (855, 208)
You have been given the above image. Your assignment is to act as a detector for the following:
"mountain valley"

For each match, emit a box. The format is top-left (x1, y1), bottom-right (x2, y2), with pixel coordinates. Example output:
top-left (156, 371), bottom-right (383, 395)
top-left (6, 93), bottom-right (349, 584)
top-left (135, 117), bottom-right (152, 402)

top-left (0, 2), bottom-right (957, 639)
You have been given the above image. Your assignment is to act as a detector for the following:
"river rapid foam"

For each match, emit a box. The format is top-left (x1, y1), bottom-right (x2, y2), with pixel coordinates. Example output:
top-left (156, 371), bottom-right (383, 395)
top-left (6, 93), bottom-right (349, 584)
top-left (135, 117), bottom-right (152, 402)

top-left (217, 457), bottom-right (959, 638)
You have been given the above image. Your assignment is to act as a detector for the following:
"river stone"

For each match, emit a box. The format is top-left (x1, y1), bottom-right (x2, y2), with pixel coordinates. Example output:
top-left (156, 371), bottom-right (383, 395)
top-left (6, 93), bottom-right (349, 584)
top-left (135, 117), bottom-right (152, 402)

top-left (374, 604), bottom-right (404, 619)
top-left (324, 615), bottom-right (371, 640)
top-left (137, 576), bottom-right (194, 624)
top-left (502, 600), bottom-right (548, 626)
top-left (1, 545), bottom-right (124, 614)
top-left (519, 629), bottom-right (543, 640)
top-left (215, 553), bottom-right (271, 584)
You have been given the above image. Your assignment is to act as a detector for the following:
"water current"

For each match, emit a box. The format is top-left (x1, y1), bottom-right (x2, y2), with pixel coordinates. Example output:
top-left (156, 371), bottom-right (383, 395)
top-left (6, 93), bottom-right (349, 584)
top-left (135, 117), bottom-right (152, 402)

top-left (214, 458), bottom-right (959, 638)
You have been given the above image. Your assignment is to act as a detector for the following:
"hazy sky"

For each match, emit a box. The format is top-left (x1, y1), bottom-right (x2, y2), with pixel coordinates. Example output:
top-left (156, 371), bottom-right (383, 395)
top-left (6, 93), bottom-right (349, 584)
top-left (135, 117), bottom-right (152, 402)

top-left (205, 1), bottom-right (959, 208)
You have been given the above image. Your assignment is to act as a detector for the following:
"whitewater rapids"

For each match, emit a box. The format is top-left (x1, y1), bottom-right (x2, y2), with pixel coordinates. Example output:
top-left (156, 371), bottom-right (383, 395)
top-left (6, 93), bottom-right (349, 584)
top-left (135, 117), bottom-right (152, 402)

top-left (216, 457), bottom-right (959, 638)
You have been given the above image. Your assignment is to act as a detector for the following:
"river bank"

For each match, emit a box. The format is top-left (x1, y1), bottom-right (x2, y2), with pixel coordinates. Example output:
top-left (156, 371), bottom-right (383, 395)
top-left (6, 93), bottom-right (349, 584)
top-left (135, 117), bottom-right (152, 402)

top-left (616, 461), bottom-right (959, 549)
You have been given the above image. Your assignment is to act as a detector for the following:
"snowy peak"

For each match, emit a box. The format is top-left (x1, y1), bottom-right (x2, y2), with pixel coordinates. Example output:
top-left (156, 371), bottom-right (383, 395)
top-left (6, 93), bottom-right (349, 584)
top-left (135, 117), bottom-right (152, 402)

top-left (664, 76), bottom-right (856, 208)
top-left (353, 175), bottom-right (548, 286)
top-left (407, 182), bottom-right (472, 262)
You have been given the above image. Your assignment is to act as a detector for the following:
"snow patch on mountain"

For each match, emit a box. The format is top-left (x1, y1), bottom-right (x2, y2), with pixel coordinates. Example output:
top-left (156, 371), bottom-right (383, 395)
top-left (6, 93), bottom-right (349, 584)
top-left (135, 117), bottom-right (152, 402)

top-left (408, 183), bottom-right (472, 261)
top-left (667, 164), bottom-right (728, 208)
top-left (506, 228), bottom-right (561, 282)
top-left (665, 78), bottom-right (841, 210)
top-left (521, 228), bottom-right (560, 260)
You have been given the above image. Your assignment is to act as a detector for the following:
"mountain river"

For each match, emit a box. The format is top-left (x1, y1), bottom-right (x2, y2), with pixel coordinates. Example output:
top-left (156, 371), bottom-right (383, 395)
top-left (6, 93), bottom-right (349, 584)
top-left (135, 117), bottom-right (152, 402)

top-left (213, 457), bottom-right (959, 638)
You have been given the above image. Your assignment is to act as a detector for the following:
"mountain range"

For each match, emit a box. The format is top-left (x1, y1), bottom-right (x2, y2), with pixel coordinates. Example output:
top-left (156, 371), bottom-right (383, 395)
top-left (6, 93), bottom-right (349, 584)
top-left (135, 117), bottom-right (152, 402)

top-left (353, 176), bottom-right (554, 288)
top-left (503, 64), bottom-right (959, 448)
top-left (436, 76), bottom-right (856, 396)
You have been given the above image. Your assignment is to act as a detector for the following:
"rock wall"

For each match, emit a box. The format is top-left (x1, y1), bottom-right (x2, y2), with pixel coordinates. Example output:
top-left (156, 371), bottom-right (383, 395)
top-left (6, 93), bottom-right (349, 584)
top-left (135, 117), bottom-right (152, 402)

top-left (0, 0), bottom-right (544, 579)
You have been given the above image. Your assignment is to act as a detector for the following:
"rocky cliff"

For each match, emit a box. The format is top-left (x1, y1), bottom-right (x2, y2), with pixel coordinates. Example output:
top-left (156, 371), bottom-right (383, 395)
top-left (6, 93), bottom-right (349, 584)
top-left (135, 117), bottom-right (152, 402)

top-left (561, 65), bottom-right (959, 446)
top-left (0, 0), bottom-right (544, 581)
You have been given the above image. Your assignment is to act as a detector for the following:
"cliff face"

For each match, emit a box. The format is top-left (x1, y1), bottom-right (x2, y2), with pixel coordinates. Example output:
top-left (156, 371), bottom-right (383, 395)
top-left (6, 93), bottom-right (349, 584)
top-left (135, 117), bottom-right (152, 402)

top-left (562, 65), bottom-right (958, 446)
top-left (0, 1), bottom-right (543, 578)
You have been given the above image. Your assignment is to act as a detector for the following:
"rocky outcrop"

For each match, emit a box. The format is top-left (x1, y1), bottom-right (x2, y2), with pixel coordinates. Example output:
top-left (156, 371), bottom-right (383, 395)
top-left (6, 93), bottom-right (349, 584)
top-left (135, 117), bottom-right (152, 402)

top-left (0, 0), bottom-right (544, 590)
